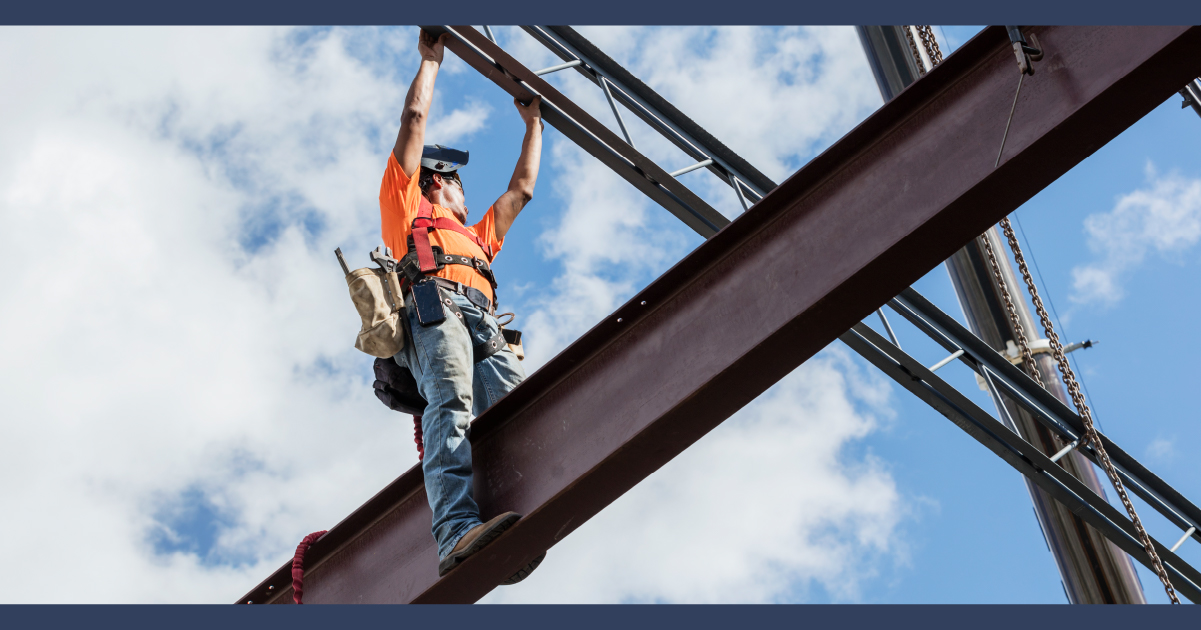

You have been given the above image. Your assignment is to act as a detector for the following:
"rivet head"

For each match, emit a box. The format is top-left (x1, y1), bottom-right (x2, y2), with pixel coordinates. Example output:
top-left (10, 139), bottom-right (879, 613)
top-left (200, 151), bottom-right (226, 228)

top-left (246, 601), bottom-right (253, 604)
top-left (641, 301), bottom-right (646, 305)
top-left (617, 318), bottom-right (623, 323)
top-left (267, 586), bottom-right (274, 590)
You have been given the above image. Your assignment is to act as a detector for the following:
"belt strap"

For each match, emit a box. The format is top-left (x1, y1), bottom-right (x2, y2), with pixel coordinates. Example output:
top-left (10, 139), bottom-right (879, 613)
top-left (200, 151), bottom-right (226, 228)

top-left (428, 277), bottom-right (493, 314)
top-left (434, 287), bottom-right (506, 363)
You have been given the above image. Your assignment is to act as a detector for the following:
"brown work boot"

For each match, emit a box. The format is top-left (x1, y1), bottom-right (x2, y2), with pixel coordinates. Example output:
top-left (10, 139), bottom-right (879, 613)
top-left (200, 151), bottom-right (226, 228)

top-left (437, 512), bottom-right (521, 577)
top-left (502, 551), bottom-right (546, 585)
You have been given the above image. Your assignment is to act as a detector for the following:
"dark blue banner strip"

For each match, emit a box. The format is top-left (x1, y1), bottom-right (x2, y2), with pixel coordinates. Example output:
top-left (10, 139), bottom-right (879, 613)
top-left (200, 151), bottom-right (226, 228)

top-left (3, 604), bottom-right (1200, 630)
top-left (4, 0), bottom-right (1201, 26)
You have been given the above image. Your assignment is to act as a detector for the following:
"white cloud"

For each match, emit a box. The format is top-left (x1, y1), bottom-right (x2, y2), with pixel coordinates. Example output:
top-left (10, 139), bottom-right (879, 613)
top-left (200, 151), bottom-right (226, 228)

top-left (1071, 163), bottom-right (1201, 306)
top-left (481, 348), bottom-right (903, 604)
top-left (0, 25), bottom-right (489, 603)
top-left (0, 25), bottom-right (905, 604)
top-left (517, 140), bottom-right (690, 366)
top-left (1146, 437), bottom-right (1176, 462)
top-left (490, 26), bottom-right (877, 219)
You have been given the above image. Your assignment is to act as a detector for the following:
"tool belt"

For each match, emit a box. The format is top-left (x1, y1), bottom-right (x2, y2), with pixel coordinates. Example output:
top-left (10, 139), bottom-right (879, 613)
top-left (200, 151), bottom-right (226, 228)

top-left (339, 241), bottom-right (525, 418)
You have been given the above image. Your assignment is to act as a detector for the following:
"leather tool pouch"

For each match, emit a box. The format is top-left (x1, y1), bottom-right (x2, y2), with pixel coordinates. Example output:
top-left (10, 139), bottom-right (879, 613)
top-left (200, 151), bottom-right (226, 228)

top-left (345, 259), bottom-right (406, 358)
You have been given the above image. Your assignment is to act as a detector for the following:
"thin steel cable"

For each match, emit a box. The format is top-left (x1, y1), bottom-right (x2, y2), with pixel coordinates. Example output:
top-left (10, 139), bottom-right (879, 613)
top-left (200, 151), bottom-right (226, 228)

top-left (995, 217), bottom-right (1180, 604)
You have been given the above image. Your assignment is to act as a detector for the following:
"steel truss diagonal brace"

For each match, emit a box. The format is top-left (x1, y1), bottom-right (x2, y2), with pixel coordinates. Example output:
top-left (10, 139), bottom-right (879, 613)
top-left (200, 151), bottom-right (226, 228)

top-left (239, 26), bottom-right (1201, 605)
top-left (520, 26), bottom-right (777, 202)
top-left (423, 25), bottom-right (730, 236)
top-left (889, 289), bottom-right (1201, 546)
top-left (840, 323), bottom-right (1201, 603)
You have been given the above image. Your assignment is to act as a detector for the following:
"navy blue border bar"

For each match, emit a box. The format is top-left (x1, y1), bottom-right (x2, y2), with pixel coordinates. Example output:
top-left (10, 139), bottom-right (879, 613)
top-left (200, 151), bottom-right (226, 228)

top-left (4, 0), bottom-right (1201, 25)
top-left (3, 604), bottom-right (1200, 630)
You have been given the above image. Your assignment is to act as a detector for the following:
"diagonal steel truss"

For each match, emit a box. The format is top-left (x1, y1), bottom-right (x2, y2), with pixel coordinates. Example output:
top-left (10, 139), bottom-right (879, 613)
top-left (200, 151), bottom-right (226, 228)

top-left (239, 25), bottom-right (1201, 604)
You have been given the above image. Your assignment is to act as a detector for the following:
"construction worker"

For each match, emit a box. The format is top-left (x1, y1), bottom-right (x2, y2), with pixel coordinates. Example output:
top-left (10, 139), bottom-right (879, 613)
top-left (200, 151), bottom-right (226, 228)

top-left (380, 29), bottom-right (544, 582)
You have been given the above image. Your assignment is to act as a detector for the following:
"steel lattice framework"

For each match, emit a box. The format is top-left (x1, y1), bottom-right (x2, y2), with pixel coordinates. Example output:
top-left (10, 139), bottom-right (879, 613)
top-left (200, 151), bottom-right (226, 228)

top-left (240, 25), bottom-right (1201, 605)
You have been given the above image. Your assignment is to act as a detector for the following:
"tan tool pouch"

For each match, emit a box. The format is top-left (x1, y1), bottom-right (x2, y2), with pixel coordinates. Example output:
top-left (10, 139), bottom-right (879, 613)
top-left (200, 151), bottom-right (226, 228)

top-left (347, 266), bottom-right (406, 358)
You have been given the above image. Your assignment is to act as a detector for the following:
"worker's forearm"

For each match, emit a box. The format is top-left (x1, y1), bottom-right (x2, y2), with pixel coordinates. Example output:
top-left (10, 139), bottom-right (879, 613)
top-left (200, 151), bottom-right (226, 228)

top-left (394, 59), bottom-right (440, 172)
top-left (403, 59), bottom-right (440, 121)
top-left (507, 120), bottom-right (543, 200)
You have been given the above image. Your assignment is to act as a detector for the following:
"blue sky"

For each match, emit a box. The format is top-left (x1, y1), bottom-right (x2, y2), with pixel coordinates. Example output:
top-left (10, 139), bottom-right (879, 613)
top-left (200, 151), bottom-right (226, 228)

top-left (0, 25), bottom-right (1197, 604)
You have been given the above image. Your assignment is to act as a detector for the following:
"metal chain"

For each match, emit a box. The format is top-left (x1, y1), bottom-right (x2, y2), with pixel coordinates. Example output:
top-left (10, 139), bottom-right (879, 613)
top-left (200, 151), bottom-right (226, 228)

top-left (995, 217), bottom-right (1181, 604)
top-left (922, 22), bottom-right (1177, 603)
top-left (918, 26), bottom-right (943, 66)
top-left (903, 26), bottom-right (927, 76)
top-left (978, 231), bottom-right (1046, 388)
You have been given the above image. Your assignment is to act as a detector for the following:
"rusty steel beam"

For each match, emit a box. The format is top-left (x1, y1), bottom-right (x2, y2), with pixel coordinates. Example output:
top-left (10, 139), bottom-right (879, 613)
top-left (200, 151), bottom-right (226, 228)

top-left (240, 26), bottom-right (1201, 604)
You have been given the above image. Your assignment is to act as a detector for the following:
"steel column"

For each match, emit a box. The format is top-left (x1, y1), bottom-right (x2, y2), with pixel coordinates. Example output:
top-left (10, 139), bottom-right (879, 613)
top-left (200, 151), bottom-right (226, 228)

top-left (240, 26), bottom-right (1201, 604)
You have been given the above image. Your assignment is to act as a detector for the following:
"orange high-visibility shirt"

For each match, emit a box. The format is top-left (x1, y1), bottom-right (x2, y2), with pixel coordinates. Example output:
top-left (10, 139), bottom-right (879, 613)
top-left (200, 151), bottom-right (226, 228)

top-left (379, 152), bottom-right (504, 303)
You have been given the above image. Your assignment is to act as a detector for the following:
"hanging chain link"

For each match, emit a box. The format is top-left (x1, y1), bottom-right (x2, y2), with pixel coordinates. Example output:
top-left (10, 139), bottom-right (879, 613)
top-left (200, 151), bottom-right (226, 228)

top-left (916, 22), bottom-right (1179, 603)
top-left (992, 217), bottom-right (1181, 604)
top-left (905, 26), bottom-right (944, 76)
top-left (903, 26), bottom-right (927, 76)
top-left (978, 231), bottom-right (1046, 388)
top-left (914, 24), bottom-right (1179, 603)
top-left (918, 26), bottom-right (944, 66)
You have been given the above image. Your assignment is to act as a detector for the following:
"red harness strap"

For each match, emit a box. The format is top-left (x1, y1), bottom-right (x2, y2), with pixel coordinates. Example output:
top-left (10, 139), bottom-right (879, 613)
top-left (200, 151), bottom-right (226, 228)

top-left (410, 196), bottom-right (495, 273)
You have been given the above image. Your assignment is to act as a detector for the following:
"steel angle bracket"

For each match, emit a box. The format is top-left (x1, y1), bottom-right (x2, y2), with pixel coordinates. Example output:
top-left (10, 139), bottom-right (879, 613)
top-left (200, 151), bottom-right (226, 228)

top-left (840, 322), bottom-right (1201, 603)
top-left (421, 25), bottom-right (730, 236)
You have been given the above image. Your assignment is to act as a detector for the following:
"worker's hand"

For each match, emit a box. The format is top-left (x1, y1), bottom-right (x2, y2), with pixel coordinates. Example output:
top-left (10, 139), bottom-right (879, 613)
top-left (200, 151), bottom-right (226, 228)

top-left (515, 94), bottom-right (543, 129)
top-left (419, 30), bottom-right (446, 64)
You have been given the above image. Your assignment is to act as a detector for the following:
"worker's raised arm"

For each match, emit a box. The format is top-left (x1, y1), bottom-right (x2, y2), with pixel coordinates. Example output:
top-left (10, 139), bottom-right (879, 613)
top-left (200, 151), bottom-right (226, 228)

top-left (394, 30), bottom-right (446, 177)
top-left (493, 95), bottom-right (543, 240)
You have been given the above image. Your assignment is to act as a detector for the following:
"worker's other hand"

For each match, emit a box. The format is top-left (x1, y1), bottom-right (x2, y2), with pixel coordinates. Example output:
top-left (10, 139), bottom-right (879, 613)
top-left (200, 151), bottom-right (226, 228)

top-left (419, 30), bottom-right (447, 64)
top-left (515, 95), bottom-right (543, 129)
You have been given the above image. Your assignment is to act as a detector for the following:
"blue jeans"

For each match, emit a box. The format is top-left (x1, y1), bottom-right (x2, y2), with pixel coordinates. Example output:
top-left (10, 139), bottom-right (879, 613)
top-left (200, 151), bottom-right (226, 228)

top-left (393, 289), bottom-right (526, 559)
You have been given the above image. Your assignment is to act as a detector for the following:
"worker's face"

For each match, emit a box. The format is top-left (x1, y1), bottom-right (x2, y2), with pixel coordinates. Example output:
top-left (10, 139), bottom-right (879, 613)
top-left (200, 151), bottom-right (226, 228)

top-left (434, 173), bottom-right (468, 220)
top-left (436, 173), bottom-right (464, 200)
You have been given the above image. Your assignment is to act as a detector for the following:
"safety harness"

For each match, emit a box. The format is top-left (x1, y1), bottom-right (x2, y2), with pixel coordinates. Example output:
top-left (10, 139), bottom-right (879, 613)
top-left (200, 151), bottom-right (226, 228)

top-left (400, 197), bottom-right (497, 299)
top-left (398, 196), bottom-right (507, 363)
